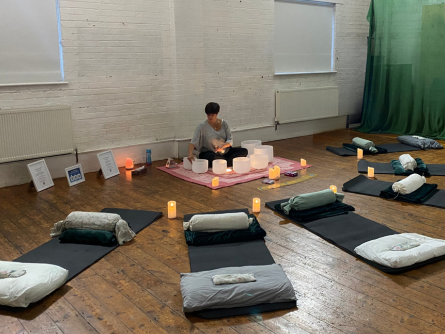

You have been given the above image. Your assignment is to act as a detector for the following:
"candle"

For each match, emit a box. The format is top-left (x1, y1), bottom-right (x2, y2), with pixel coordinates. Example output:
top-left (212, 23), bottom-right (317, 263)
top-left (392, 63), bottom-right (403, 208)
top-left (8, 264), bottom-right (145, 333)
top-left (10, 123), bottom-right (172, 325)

top-left (368, 167), bottom-right (375, 178)
top-left (274, 166), bottom-right (280, 180)
top-left (301, 159), bottom-right (307, 167)
top-left (357, 148), bottom-right (363, 160)
top-left (212, 177), bottom-right (219, 187)
top-left (125, 158), bottom-right (134, 170)
top-left (253, 198), bottom-right (261, 213)
top-left (269, 168), bottom-right (276, 180)
top-left (226, 168), bottom-right (232, 173)
top-left (168, 201), bottom-right (176, 219)
top-left (330, 185), bottom-right (337, 193)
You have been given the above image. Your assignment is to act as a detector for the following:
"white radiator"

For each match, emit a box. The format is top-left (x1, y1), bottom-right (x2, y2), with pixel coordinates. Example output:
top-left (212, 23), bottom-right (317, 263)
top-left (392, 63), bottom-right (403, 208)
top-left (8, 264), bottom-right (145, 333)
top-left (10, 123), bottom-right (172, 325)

top-left (0, 106), bottom-right (74, 163)
top-left (275, 87), bottom-right (339, 124)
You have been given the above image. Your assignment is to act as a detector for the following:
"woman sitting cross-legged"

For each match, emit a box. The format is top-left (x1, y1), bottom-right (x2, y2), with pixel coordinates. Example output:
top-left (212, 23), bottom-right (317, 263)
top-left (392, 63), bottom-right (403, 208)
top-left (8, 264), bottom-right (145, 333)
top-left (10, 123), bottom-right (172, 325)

top-left (188, 102), bottom-right (248, 168)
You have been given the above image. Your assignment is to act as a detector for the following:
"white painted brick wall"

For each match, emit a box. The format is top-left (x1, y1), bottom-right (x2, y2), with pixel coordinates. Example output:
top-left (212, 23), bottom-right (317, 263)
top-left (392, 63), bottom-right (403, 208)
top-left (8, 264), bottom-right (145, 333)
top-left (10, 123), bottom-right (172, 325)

top-left (0, 0), bottom-right (370, 154)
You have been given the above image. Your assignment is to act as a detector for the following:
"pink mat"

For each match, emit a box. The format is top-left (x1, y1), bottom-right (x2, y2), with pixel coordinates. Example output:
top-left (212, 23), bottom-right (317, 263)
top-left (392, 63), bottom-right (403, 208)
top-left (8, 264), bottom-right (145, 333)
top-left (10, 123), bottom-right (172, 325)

top-left (157, 157), bottom-right (312, 189)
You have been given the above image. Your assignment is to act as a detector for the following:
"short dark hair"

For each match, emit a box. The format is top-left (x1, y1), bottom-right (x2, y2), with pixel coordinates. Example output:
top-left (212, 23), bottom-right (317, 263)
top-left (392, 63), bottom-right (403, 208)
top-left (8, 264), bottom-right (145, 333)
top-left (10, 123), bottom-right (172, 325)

top-left (205, 102), bottom-right (220, 115)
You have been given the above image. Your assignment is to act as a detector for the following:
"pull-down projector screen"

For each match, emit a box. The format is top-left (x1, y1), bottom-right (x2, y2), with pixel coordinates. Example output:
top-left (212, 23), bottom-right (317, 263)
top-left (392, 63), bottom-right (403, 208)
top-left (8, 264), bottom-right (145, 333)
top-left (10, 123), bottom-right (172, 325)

top-left (274, 0), bottom-right (335, 75)
top-left (0, 0), bottom-right (64, 85)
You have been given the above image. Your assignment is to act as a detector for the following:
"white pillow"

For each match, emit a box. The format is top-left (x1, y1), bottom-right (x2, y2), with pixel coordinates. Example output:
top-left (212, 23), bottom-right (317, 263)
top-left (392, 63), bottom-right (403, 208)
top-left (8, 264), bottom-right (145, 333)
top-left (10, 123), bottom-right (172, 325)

top-left (0, 261), bottom-right (68, 307)
top-left (355, 233), bottom-right (445, 268)
top-left (183, 212), bottom-right (252, 232)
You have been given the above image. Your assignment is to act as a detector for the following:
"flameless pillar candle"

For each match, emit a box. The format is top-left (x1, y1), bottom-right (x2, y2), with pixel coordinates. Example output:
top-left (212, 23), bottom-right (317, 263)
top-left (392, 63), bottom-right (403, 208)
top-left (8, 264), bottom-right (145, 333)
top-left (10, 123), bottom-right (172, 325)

top-left (368, 167), bottom-right (375, 178)
top-left (330, 185), bottom-right (337, 193)
top-left (301, 159), bottom-right (307, 167)
top-left (269, 168), bottom-right (276, 180)
top-left (212, 177), bottom-right (219, 187)
top-left (253, 198), bottom-right (261, 213)
top-left (274, 166), bottom-right (280, 180)
top-left (168, 201), bottom-right (176, 219)
top-left (357, 149), bottom-right (363, 160)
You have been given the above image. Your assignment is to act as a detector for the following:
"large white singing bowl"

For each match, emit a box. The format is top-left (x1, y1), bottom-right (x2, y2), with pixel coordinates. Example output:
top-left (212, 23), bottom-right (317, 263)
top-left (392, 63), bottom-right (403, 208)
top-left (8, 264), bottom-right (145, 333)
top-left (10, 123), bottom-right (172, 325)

top-left (213, 159), bottom-right (227, 174)
top-left (192, 159), bottom-right (208, 174)
top-left (233, 157), bottom-right (251, 174)
top-left (254, 145), bottom-right (274, 163)
top-left (250, 154), bottom-right (268, 169)
top-left (241, 140), bottom-right (262, 157)
top-left (183, 157), bottom-right (192, 170)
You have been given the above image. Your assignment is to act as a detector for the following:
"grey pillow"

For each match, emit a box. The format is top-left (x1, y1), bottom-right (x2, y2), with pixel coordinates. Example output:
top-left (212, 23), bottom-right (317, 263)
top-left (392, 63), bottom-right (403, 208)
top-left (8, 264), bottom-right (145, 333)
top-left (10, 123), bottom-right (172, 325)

top-left (397, 136), bottom-right (443, 150)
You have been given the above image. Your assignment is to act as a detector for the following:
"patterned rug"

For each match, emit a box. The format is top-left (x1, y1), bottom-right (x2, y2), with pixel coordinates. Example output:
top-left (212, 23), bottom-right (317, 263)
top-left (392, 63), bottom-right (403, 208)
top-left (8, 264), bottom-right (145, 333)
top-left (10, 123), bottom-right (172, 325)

top-left (157, 157), bottom-right (312, 189)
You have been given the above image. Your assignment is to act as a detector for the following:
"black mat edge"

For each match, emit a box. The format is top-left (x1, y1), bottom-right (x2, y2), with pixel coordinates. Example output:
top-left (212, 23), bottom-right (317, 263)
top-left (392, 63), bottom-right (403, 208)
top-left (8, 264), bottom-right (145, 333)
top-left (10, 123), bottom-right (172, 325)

top-left (358, 160), bottom-right (445, 176)
top-left (183, 208), bottom-right (297, 319)
top-left (265, 199), bottom-right (445, 274)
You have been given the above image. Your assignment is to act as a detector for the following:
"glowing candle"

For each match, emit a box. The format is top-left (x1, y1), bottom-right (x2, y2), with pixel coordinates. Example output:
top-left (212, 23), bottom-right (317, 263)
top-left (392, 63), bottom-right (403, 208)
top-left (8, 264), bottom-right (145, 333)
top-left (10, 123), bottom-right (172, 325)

top-left (368, 167), bottom-right (375, 178)
top-left (274, 166), bottom-right (281, 180)
top-left (269, 168), bottom-right (276, 180)
top-left (168, 201), bottom-right (176, 219)
top-left (125, 158), bottom-right (134, 170)
top-left (330, 185), bottom-right (337, 193)
top-left (253, 198), bottom-right (261, 213)
top-left (226, 168), bottom-right (232, 173)
top-left (212, 177), bottom-right (219, 187)
top-left (301, 159), bottom-right (307, 167)
top-left (357, 148), bottom-right (363, 160)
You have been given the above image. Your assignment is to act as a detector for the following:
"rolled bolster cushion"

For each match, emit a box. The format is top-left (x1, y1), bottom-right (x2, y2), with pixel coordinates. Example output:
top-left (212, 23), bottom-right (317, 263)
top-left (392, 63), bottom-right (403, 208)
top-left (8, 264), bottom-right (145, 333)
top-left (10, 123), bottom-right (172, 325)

top-left (280, 189), bottom-right (345, 215)
top-left (352, 137), bottom-right (378, 153)
top-left (183, 212), bottom-right (252, 232)
top-left (399, 154), bottom-right (417, 171)
top-left (50, 212), bottom-right (135, 245)
top-left (392, 174), bottom-right (426, 195)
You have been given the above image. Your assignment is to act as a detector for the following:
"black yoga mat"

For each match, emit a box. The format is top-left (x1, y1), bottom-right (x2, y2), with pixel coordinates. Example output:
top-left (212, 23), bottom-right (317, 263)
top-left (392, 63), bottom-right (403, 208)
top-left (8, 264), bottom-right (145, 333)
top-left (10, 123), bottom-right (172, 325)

top-left (266, 200), bottom-right (445, 274)
top-left (326, 143), bottom-right (422, 156)
top-left (342, 175), bottom-right (445, 208)
top-left (14, 208), bottom-right (162, 281)
top-left (358, 160), bottom-right (445, 176)
top-left (183, 208), bottom-right (297, 319)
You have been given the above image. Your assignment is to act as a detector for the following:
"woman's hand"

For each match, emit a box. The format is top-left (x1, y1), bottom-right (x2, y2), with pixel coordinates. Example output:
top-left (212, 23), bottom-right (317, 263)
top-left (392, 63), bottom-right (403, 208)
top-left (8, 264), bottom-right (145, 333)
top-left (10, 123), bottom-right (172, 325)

top-left (187, 154), bottom-right (196, 163)
top-left (215, 146), bottom-right (225, 153)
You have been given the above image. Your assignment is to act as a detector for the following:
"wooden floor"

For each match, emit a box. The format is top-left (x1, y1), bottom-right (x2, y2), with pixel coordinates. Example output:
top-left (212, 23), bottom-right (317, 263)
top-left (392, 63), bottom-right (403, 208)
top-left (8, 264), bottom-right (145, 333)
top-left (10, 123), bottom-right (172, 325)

top-left (1, 129), bottom-right (445, 334)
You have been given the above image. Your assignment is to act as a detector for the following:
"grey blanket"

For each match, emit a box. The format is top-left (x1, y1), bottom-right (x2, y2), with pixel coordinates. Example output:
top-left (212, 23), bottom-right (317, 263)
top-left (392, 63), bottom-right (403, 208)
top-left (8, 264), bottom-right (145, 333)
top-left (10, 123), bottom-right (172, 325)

top-left (180, 263), bottom-right (296, 312)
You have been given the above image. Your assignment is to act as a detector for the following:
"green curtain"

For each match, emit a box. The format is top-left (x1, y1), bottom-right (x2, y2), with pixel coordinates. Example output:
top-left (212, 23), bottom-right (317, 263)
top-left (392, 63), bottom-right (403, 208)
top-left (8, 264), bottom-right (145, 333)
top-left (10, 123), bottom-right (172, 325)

top-left (357, 0), bottom-right (445, 139)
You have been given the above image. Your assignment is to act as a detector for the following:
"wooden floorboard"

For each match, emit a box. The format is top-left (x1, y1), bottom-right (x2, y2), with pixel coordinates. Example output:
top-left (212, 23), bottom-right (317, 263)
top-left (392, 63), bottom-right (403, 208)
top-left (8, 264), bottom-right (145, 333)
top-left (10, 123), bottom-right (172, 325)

top-left (1, 129), bottom-right (445, 333)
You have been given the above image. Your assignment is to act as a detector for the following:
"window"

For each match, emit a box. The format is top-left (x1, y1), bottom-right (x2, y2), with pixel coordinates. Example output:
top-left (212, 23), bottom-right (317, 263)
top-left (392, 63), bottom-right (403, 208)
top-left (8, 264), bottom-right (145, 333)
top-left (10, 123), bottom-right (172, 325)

top-left (0, 0), bottom-right (64, 86)
top-left (274, 0), bottom-right (335, 75)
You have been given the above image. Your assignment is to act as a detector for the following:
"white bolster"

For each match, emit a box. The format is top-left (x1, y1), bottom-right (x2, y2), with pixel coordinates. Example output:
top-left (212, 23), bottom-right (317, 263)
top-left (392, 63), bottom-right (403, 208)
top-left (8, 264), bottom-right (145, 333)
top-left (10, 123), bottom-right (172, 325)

top-left (183, 212), bottom-right (251, 232)
top-left (392, 174), bottom-right (425, 195)
top-left (399, 154), bottom-right (417, 171)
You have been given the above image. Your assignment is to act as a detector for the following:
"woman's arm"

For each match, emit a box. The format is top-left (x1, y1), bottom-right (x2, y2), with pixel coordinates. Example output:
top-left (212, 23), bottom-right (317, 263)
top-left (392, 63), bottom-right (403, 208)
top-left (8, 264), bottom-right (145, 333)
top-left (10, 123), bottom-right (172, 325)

top-left (188, 143), bottom-right (196, 162)
top-left (215, 120), bottom-right (233, 152)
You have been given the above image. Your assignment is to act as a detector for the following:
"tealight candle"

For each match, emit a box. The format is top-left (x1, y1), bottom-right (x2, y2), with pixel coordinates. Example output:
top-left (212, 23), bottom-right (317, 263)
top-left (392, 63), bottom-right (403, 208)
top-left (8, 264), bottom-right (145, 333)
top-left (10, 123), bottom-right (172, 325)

top-left (368, 167), bottom-right (375, 178)
top-left (274, 166), bottom-right (280, 180)
top-left (168, 201), bottom-right (176, 219)
top-left (253, 198), bottom-right (261, 213)
top-left (357, 148), bottom-right (363, 160)
top-left (330, 185), bottom-right (337, 193)
top-left (226, 168), bottom-right (232, 173)
top-left (301, 159), bottom-right (307, 167)
top-left (212, 177), bottom-right (219, 187)
top-left (269, 168), bottom-right (276, 180)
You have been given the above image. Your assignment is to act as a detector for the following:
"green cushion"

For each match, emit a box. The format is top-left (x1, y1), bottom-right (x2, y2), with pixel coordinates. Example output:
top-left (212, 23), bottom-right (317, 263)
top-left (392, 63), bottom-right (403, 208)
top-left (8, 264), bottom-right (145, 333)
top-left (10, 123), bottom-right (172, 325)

top-left (59, 229), bottom-right (117, 246)
top-left (280, 189), bottom-right (344, 214)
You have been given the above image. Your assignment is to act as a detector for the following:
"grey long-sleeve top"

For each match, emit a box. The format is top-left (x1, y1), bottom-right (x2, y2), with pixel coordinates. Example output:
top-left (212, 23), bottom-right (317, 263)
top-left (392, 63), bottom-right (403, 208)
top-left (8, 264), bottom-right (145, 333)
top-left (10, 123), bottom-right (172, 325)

top-left (190, 120), bottom-right (233, 153)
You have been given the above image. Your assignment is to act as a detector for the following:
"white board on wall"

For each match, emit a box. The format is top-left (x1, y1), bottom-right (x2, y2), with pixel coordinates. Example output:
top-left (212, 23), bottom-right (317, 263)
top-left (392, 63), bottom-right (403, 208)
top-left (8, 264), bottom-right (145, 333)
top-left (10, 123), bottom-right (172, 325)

top-left (0, 0), bottom-right (63, 85)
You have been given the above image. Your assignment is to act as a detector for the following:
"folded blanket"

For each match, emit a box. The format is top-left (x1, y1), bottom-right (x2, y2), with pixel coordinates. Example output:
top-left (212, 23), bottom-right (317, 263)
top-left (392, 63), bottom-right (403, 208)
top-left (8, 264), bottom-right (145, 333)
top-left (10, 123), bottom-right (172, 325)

top-left (280, 189), bottom-right (344, 215)
top-left (50, 212), bottom-right (135, 245)
top-left (391, 158), bottom-right (430, 176)
top-left (352, 137), bottom-right (378, 153)
top-left (380, 182), bottom-right (438, 204)
top-left (184, 215), bottom-right (266, 246)
top-left (212, 274), bottom-right (256, 285)
top-left (392, 174), bottom-right (425, 194)
top-left (183, 212), bottom-right (252, 232)
top-left (342, 143), bottom-right (388, 154)
top-left (399, 154), bottom-right (417, 171)
top-left (59, 229), bottom-right (117, 246)
top-left (275, 201), bottom-right (355, 223)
